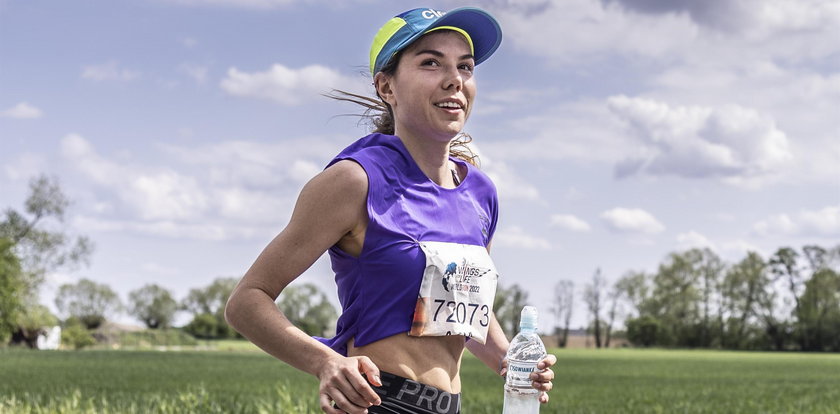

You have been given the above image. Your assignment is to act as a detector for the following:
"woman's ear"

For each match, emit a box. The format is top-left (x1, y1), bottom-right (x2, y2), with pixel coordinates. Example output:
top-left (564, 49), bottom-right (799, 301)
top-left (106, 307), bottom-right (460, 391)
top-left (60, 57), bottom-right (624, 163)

top-left (374, 72), bottom-right (396, 106)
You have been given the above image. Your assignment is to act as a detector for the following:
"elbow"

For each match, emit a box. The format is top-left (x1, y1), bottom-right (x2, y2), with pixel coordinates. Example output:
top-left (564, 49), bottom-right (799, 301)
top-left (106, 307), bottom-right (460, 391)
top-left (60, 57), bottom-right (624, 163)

top-left (224, 291), bottom-right (242, 332)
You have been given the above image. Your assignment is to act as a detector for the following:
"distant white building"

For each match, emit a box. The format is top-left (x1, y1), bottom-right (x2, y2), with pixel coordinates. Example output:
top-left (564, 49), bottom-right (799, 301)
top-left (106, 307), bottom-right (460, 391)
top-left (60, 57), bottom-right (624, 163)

top-left (36, 326), bottom-right (61, 350)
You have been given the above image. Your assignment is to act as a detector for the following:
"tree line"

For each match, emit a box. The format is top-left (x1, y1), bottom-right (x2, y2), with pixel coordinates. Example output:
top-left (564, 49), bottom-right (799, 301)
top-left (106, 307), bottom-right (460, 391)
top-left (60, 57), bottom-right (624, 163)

top-left (549, 246), bottom-right (840, 352)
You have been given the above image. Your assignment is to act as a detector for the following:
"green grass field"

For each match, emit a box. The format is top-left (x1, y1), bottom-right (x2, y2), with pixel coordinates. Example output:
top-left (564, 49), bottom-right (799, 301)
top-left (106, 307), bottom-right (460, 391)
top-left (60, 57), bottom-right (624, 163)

top-left (1, 346), bottom-right (839, 413)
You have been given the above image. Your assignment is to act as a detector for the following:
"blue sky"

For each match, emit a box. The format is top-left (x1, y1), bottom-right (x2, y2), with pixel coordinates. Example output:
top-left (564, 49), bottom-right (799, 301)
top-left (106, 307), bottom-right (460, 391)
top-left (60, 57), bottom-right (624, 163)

top-left (1, 0), bottom-right (838, 330)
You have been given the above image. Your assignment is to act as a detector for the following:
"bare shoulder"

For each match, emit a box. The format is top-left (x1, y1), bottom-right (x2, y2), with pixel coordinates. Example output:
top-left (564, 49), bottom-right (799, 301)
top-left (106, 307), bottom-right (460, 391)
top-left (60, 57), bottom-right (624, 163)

top-left (299, 159), bottom-right (368, 206)
top-left (316, 159), bottom-right (368, 193)
top-left (290, 159), bottom-right (368, 231)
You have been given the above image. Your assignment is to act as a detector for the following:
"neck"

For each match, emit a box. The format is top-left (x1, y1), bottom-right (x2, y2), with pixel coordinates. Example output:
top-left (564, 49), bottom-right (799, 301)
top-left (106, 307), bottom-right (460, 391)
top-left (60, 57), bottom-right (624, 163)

top-left (394, 128), bottom-right (456, 187)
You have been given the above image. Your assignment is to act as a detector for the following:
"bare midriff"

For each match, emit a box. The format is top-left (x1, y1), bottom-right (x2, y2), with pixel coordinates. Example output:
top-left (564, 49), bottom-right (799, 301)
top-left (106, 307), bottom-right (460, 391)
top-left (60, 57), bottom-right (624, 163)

top-left (348, 333), bottom-right (466, 393)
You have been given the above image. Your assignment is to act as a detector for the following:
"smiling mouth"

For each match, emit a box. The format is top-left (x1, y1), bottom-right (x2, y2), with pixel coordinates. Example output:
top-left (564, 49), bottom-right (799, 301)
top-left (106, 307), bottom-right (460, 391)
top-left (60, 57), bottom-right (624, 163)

top-left (434, 101), bottom-right (464, 110)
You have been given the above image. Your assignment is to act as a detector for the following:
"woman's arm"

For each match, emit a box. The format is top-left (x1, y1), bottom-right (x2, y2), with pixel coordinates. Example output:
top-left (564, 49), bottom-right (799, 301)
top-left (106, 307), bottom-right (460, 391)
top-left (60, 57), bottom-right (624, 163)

top-left (465, 312), bottom-right (509, 375)
top-left (224, 160), bottom-right (381, 414)
top-left (467, 311), bottom-right (557, 403)
top-left (469, 240), bottom-right (556, 403)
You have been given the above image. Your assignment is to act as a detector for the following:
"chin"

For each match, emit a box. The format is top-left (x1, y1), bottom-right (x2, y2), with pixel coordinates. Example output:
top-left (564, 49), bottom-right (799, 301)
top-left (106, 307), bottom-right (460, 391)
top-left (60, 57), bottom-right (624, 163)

top-left (441, 122), bottom-right (466, 137)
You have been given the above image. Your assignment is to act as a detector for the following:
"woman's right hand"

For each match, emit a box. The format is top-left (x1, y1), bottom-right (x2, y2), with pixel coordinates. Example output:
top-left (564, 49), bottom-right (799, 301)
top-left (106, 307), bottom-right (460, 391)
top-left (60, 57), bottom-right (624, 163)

top-left (318, 355), bottom-right (383, 414)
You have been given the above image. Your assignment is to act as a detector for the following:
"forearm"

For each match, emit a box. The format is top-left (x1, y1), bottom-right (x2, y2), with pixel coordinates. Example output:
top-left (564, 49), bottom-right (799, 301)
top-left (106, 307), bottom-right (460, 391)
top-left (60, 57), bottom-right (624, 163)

top-left (466, 313), bottom-right (509, 375)
top-left (225, 285), bottom-right (339, 377)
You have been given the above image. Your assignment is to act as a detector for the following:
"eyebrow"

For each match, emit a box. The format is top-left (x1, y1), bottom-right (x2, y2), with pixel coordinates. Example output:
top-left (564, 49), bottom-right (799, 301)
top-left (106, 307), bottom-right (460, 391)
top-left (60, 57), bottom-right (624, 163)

top-left (414, 49), bottom-right (475, 61)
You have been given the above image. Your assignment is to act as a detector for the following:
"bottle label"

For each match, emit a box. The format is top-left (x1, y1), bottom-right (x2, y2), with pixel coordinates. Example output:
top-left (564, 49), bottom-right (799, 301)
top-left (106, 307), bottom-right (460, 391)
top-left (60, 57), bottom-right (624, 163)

top-left (506, 361), bottom-right (537, 388)
top-left (408, 241), bottom-right (499, 344)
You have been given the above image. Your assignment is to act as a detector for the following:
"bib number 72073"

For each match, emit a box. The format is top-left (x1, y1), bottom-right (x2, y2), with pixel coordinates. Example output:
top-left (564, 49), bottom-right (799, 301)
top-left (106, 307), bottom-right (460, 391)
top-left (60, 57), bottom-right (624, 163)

top-left (432, 299), bottom-right (490, 327)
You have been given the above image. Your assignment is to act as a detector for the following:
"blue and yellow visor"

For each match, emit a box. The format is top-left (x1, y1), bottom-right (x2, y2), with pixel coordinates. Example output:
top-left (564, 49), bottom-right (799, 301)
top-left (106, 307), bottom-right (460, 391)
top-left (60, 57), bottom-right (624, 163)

top-left (369, 7), bottom-right (502, 77)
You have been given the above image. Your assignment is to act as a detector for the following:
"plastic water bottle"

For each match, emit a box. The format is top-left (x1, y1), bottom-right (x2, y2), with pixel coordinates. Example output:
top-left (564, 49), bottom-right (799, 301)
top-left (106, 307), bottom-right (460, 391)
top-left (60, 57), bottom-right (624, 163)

top-left (502, 306), bottom-right (547, 414)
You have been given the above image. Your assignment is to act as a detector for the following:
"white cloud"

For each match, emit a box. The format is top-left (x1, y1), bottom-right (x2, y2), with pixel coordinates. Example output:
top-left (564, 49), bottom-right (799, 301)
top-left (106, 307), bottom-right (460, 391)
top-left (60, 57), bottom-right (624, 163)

top-left (212, 186), bottom-right (290, 223)
top-left (178, 63), bottom-right (208, 84)
top-left (493, 0), bottom-right (699, 62)
top-left (482, 160), bottom-right (540, 201)
top-left (649, 64), bottom-right (839, 184)
top-left (72, 216), bottom-right (269, 241)
top-left (676, 231), bottom-right (715, 250)
top-left (1, 102), bottom-right (43, 119)
top-left (550, 214), bottom-right (591, 232)
top-left (220, 64), bottom-right (366, 105)
top-left (753, 205), bottom-right (840, 238)
top-left (61, 134), bottom-right (210, 221)
top-left (479, 100), bottom-right (630, 163)
top-left (469, 142), bottom-right (541, 201)
top-left (288, 159), bottom-right (321, 183)
top-left (81, 61), bottom-right (140, 82)
top-left (493, 226), bottom-right (553, 250)
top-left (158, 138), bottom-right (341, 188)
top-left (603, 0), bottom-right (839, 35)
top-left (58, 133), bottom-right (352, 241)
top-left (601, 207), bottom-right (665, 234)
top-left (607, 95), bottom-right (792, 183)
top-left (479, 2), bottom-right (837, 183)
top-left (476, 87), bottom-right (559, 116)
top-left (490, 0), bottom-right (839, 63)
top-left (718, 239), bottom-right (765, 262)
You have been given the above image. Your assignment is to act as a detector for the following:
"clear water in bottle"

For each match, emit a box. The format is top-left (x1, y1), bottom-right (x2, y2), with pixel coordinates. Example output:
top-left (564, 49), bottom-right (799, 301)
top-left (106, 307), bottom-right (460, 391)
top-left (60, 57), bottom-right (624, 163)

top-left (503, 306), bottom-right (546, 414)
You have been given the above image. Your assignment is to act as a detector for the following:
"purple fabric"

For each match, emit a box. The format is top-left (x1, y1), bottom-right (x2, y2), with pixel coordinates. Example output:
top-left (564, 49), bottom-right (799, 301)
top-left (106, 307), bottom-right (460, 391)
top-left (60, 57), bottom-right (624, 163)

top-left (314, 133), bottom-right (498, 356)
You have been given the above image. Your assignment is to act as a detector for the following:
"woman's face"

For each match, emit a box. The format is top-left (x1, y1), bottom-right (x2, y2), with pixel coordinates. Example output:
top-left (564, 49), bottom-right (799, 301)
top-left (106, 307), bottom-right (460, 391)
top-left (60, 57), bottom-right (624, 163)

top-left (377, 30), bottom-right (476, 143)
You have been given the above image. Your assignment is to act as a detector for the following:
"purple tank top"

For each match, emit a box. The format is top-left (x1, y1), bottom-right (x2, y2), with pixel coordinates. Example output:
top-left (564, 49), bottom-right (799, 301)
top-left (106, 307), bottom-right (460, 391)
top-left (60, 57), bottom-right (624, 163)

top-left (314, 133), bottom-right (499, 355)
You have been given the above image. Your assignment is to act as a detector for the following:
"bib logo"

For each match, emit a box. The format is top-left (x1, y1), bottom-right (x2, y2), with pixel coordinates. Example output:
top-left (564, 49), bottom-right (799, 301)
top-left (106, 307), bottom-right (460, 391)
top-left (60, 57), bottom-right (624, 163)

top-left (441, 259), bottom-right (491, 292)
top-left (421, 9), bottom-right (446, 19)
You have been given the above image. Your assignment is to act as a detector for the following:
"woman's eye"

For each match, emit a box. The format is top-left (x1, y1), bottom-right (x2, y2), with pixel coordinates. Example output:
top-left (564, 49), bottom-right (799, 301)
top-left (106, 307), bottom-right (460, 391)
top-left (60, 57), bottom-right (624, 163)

top-left (459, 63), bottom-right (475, 73)
top-left (422, 59), bottom-right (440, 67)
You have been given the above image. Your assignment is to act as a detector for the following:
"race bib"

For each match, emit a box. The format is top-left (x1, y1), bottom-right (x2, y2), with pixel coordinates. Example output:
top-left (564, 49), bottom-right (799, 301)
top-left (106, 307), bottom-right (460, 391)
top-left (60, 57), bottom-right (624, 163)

top-left (409, 241), bottom-right (499, 344)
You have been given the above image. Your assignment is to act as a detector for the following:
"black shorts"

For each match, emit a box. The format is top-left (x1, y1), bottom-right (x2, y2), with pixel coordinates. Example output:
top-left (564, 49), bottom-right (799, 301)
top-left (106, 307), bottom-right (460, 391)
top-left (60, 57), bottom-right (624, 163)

top-left (337, 371), bottom-right (461, 414)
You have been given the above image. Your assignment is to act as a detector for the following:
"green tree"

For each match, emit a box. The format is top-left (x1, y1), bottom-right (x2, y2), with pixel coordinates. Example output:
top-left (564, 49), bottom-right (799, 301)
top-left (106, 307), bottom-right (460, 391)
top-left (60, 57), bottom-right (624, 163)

top-left (625, 315), bottom-right (663, 347)
top-left (182, 277), bottom-right (238, 338)
top-left (583, 268), bottom-right (606, 348)
top-left (802, 245), bottom-right (828, 273)
top-left (648, 250), bottom-right (703, 347)
top-left (551, 280), bottom-right (574, 347)
top-left (797, 267), bottom-right (840, 351)
top-left (614, 270), bottom-right (650, 319)
top-left (721, 252), bottom-right (770, 349)
top-left (182, 277), bottom-right (236, 316)
top-left (12, 304), bottom-right (58, 348)
top-left (493, 283), bottom-right (529, 338)
top-left (183, 313), bottom-right (223, 339)
top-left (0, 175), bottom-right (93, 345)
top-left (0, 175), bottom-right (92, 299)
top-left (604, 282), bottom-right (622, 348)
top-left (768, 247), bottom-right (804, 349)
top-left (128, 284), bottom-right (178, 329)
top-left (55, 278), bottom-right (122, 329)
top-left (276, 283), bottom-right (337, 337)
top-left (0, 238), bottom-right (24, 343)
top-left (61, 318), bottom-right (95, 350)
top-left (697, 249), bottom-right (725, 348)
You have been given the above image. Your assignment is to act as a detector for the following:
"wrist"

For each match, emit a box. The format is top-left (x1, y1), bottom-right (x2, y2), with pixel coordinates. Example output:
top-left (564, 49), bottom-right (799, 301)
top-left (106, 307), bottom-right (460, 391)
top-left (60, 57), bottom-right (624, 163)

top-left (312, 349), bottom-right (341, 379)
top-left (498, 355), bottom-right (507, 377)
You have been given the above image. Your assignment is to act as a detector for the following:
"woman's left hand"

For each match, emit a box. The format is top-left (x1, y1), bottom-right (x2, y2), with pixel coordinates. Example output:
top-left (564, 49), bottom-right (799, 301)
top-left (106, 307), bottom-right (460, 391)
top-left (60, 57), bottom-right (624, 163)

top-left (531, 354), bottom-right (556, 404)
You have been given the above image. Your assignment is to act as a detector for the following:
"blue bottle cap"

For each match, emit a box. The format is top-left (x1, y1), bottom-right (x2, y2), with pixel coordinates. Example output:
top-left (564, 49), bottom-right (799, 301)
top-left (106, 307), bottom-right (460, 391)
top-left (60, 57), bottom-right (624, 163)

top-left (520, 306), bottom-right (538, 330)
